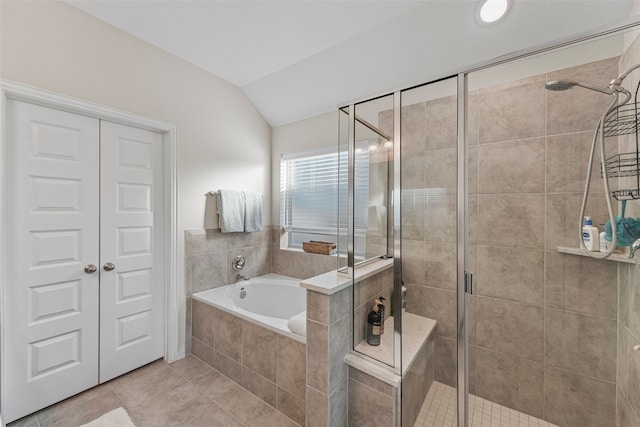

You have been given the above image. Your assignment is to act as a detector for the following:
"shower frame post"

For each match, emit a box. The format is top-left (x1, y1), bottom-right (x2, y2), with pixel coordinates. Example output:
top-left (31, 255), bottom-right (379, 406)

top-left (456, 73), bottom-right (470, 427)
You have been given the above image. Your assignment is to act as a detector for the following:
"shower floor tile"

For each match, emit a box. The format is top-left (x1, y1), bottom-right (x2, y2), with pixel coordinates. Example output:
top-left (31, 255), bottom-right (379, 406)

top-left (414, 382), bottom-right (560, 427)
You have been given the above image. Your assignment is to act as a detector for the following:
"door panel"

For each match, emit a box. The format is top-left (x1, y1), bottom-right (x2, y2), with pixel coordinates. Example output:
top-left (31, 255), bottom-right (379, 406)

top-left (99, 121), bottom-right (164, 382)
top-left (4, 100), bottom-right (100, 423)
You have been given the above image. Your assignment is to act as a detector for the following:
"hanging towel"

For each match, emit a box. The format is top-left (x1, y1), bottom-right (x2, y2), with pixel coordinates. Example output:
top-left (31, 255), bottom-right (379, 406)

top-left (244, 191), bottom-right (263, 232)
top-left (216, 190), bottom-right (245, 233)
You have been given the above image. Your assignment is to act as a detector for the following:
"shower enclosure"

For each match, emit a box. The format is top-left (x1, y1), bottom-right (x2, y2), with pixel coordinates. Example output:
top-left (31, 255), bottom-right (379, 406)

top-left (341, 22), bottom-right (640, 427)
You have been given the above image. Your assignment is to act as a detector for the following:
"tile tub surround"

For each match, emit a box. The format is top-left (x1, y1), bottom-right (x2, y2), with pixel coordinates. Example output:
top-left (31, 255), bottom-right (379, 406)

top-left (191, 299), bottom-right (306, 425)
top-left (398, 55), bottom-right (623, 426)
top-left (185, 226), bottom-right (337, 353)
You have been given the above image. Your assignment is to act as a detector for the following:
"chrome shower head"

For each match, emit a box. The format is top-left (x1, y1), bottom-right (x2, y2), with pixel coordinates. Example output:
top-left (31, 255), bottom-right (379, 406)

top-left (545, 80), bottom-right (613, 95)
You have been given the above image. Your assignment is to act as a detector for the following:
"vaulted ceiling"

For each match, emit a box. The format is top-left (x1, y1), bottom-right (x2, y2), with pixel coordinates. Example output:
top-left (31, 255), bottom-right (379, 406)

top-left (67, 1), bottom-right (638, 126)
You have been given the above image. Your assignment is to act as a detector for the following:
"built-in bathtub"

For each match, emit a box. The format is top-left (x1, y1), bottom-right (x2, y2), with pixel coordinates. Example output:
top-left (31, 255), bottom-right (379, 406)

top-left (190, 273), bottom-right (307, 425)
top-left (192, 273), bottom-right (306, 342)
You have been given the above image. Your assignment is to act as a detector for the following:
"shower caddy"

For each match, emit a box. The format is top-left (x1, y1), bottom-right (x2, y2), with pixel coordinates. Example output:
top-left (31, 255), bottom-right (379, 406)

top-left (602, 78), bottom-right (640, 201)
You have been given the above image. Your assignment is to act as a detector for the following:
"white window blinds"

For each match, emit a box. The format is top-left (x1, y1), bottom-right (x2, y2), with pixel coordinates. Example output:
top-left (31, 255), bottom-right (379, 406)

top-left (280, 148), bottom-right (369, 237)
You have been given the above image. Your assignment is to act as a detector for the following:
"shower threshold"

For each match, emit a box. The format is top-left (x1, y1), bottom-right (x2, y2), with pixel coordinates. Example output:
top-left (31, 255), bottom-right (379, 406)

top-left (414, 382), bottom-right (560, 427)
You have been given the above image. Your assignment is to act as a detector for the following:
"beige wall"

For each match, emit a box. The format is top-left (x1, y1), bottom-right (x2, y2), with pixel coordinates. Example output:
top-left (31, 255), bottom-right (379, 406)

top-left (0, 0), bottom-right (272, 355)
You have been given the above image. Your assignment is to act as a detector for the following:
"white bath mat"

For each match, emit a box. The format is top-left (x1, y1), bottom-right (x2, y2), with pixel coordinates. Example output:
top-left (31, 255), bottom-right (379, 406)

top-left (80, 407), bottom-right (137, 427)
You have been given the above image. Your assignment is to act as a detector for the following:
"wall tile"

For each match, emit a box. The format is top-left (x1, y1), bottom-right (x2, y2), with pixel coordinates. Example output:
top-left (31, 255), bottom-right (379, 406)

top-left (477, 297), bottom-right (543, 362)
top-left (329, 379), bottom-right (348, 427)
top-left (402, 191), bottom-right (426, 241)
top-left (401, 102), bottom-right (427, 155)
top-left (307, 320), bottom-right (328, 391)
top-left (226, 231), bottom-right (256, 250)
top-left (477, 348), bottom-right (544, 418)
top-left (618, 324), bottom-right (630, 398)
top-left (617, 388), bottom-right (640, 427)
top-left (307, 291), bottom-right (329, 324)
top-left (212, 350), bottom-right (242, 384)
top-left (242, 320), bottom-right (277, 382)
top-left (241, 366), bottom-right (277, 407)
top-left (434, 335), bottom-right (456, 387)
top-left (628, 327), bottom-right (640, 417)
top-left (348, 378), bottom-right (393, 427)
top-left (545, 308), bottom-right (617, 381)
top-left (425, 95), bottom-right (457, 150)
top-left (306, 387), bottom-right (328, 427)
top-left (547, 56), bottom-right (620, 135)
top-left (546, 131), bottom-right (615, 193)
top-left (213, 308), bottom-right (242, 361)
top-left (328, 314), bottom-right (351, 393)
top-left (628, 265), bottom-right (640, 339)
top-left (330, 286), bottom-right (353, 324)
top-left (278, 335), bottom-right (306, 398)
top-left (545, 192), bottom-right (612, 249)
top-left (478, 75), bottom-right (546, 143)
top-left (349, 367), bottom-right (394, 396)
top-left (272, 246), bottom-right (291, 277)
top-left (191, 299), bottom-right (214, 346)
top-left (315, 254), bottom-right (338, 276)
top-left (425, 148), bottom-right (456, 195)
top-left (185, 229), bottom-right (227, 255)
top-left (619, 263), bottom-right (630, 328)
top-left (477, 194), bottom-right (545, 249)
top-left (546, 250), bottom-right (617, 318)
top-left (404, 283), bottom-right (427, 317)
top-left (544, 366), bottom-right (616, 427)
top-left (478, 137), bottom-right (545, 194)
top-left (424, 241), bottom-right (456, 290)
top-left (423, 195), bottom-right (456, 244)
top-left (425, 287), bottom-right (456, 338)
top-left (402, 153), bottom-right (425, 190)
top-left (477, 245), bottom-right (544, 306)
top-left (290, 251), bottom-right (317, 280)
top-left (191, 337), bottom-right (215, 368)
top-left (277, 387), bottom-right (305, 426)
top-left (187, 253), bottom-right (228, 293)
top-left (402, 239), bottom-right (425, 285)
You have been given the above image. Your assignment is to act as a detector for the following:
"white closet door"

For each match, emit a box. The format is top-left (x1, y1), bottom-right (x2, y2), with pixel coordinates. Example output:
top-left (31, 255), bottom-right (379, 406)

top-left (4, 100), bottom-right (100, 423)
top-left (98, 121), bottom-right (164, 382)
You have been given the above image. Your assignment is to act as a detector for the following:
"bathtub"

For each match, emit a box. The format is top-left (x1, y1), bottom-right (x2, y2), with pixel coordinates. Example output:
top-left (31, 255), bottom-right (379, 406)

top-left (192, 273), bottom-right (306, 342)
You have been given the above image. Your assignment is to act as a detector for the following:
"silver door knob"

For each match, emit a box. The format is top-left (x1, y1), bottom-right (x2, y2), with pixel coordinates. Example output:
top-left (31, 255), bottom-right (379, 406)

top-left (84, 264), bottom-right (97, 274)
top-left (103, 262), bottom-right (116, 272)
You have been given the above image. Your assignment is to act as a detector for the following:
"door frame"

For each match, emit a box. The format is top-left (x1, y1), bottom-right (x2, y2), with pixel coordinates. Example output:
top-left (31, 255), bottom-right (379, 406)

top-left (0, 80), bottom-right (180, 415)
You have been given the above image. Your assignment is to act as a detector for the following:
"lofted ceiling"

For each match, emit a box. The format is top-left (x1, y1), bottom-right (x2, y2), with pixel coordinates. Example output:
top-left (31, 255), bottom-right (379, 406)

top-left (67, 0), bottom-right (638, 127)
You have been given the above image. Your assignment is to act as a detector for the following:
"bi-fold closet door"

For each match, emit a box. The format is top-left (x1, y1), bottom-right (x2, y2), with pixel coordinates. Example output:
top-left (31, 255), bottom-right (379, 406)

top-left (4, 100), bottom-right (165, 423)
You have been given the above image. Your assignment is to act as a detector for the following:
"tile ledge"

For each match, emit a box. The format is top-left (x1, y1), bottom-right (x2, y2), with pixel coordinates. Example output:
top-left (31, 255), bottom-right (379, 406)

top-left (344, 352), bottom-right (401, 388)
top-left (557, 247), bottom-right (638, 264)
top-left (300, 258), bottom-right (393, 295)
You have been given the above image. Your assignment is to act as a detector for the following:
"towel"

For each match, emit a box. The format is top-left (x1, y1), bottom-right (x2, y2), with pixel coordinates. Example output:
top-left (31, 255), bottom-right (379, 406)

top-left (217, 190), bottom-right (245, 233)
top-left (287, 311), bottom-right (306, 337)
top-left (244, 191), bottom-right (263, 232)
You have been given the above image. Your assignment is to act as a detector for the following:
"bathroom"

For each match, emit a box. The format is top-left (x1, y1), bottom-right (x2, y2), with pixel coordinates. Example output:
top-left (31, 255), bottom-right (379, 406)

top-left (2, 1), bottom-right (640, 427)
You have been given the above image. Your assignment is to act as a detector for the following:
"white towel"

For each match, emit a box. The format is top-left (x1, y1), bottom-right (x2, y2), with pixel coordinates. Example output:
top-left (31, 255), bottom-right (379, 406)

top-left (287, 311), bottom-right (306, 337)
top-left (244, 191), bottom-right (263, 232)
top-left (217, 190), bottom-right (245, 233)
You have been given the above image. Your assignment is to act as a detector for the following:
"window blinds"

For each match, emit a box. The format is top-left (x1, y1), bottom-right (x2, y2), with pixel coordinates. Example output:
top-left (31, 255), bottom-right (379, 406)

top-left (280, 148), bottom-right (369, 236)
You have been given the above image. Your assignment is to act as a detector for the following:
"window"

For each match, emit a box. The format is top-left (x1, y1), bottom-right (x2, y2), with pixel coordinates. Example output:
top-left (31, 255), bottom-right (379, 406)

top-left (280, 146), bottom-right (370, 254)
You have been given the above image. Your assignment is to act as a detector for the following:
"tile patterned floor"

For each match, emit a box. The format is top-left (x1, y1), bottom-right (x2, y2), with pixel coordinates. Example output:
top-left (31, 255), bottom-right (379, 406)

top-left (413, 382), bottom-right (560, 427)
top-left (8, 355), bottom-right (298, 427)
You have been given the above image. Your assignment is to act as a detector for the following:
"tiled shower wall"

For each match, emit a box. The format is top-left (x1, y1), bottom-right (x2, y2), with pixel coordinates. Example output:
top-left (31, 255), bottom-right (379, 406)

top-left (616, 33), bottom-right (640, 427)
top-left (185, 226), bottom-right (337, 352)
top-left (397, 55), bottom-right (626, 427)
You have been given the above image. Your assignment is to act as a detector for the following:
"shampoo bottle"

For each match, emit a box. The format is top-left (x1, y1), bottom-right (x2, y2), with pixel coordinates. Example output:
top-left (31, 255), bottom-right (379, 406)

top-left (366, 304), bottom-right (381, 346)
top-left (582, 216), bottom-right (599, 251)
top-left (378, 297), bottom-right (386, 334)
top-left (599, 231), bottom-right (611, 252)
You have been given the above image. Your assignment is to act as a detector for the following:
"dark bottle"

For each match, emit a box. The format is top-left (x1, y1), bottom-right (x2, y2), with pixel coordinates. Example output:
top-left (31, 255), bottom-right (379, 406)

top-left (378, 296), bottom-right (386, 334)
top-left (366, 304), bottom-right (381, 346)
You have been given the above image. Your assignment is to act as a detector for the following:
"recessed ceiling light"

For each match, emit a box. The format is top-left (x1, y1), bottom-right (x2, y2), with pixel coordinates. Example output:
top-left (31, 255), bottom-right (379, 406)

top-left (477, 0), bottom-right (511, 24)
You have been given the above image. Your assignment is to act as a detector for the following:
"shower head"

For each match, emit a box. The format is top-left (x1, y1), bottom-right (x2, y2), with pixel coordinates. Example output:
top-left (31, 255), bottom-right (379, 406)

top-left (545, 80), bottom-right (614, 95)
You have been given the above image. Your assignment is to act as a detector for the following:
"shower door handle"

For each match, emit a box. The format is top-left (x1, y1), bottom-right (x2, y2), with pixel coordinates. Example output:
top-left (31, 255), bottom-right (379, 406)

top-left (465, 272), bottom-right (474, 295)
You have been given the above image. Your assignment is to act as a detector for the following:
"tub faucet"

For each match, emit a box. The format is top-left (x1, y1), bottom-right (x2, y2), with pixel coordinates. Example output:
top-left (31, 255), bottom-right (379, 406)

top-left (630, 238), bottom-right (640, 259)
top-left (236, 273), bottom-right (250, 281)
